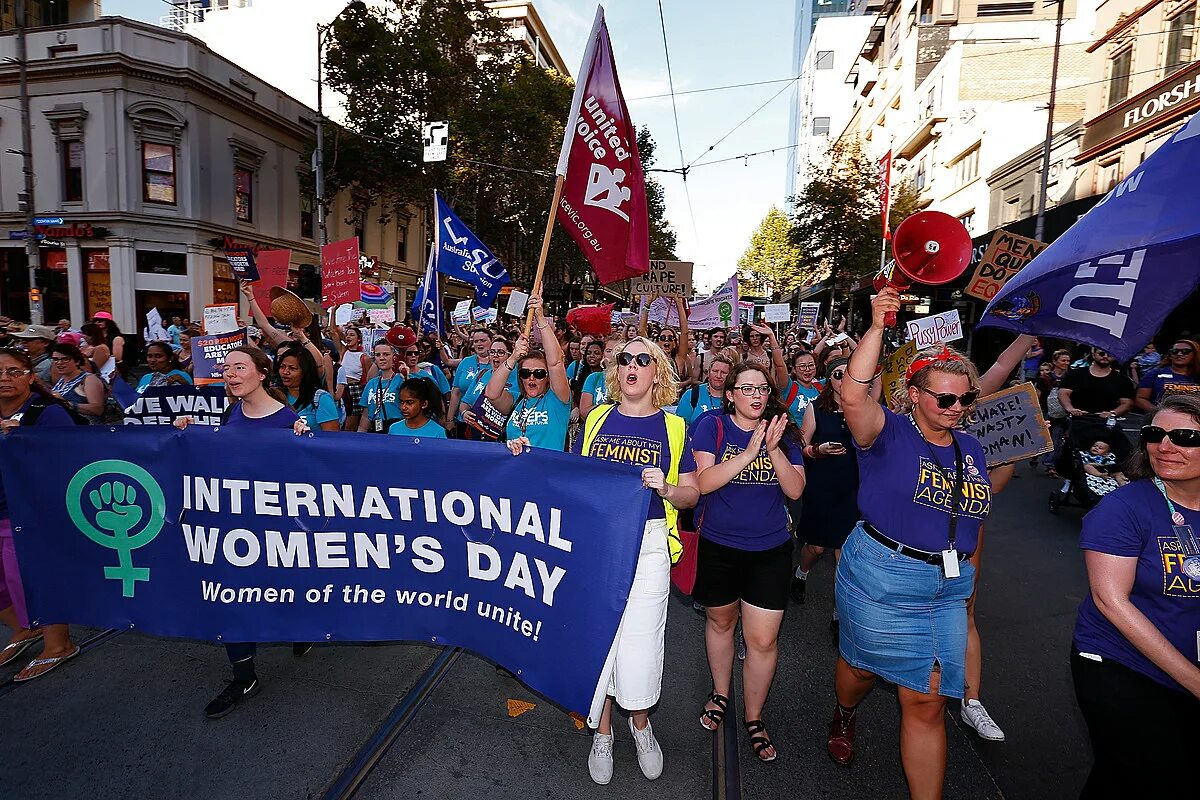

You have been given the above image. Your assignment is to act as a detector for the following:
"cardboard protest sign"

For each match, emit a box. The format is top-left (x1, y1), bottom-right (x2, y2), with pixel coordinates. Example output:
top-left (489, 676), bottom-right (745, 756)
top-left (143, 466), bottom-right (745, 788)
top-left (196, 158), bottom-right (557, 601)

top-left (966, 230), bottom-right (1047, 302)
top-left (906, 309), bottom-right (963, 348)
top-left (881, 340), bottom-right (919, 408)
top-left (252, 249), bottom-right (291, 311)
top-left (203, 304), bottom-right (239, 335)
top-left (320, 237), bottom-right (362, 309)
top-left (764, 303), bottom-right (792, 323)
top-left (224, 248), bottom-right (259, 282)
top-left (966, 382), bottom-right (1053, 467)
top-left (798, 302), bottom-right (820, 329)
top-left (192, 329), bottom-right (249, 386)
top-left (629, 261), bottom-right (693, 298)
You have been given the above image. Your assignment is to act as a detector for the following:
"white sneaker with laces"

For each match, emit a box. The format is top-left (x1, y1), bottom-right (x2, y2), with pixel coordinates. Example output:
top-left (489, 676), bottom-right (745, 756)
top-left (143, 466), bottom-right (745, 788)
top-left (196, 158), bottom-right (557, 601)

top-left (629, 717), bottom-right (664, 780)
top-left (588, 730), bottom-right (614, 785)
top-left (961, 699), bottom-right (1006, 741)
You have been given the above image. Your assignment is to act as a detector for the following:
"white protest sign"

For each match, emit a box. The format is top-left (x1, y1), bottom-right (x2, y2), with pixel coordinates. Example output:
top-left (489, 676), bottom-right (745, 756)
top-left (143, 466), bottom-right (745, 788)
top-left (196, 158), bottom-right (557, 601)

top-left (505, 290), bottom-right (529, 318)
top-left (202, 304), bottom-right (239, 335)
top-left (145, 308), bottom-right (169, 341)
top-left (905, 309), bottom-right (963, 348)
top-left (454, 299), bottom-right (472, 315)
top-left (471, 306), bottom-right (489, 322)
top-left (764, 303), bottom-right (792, 323)
top-left (334, 303), bottom-right (353, 326)
top-left (368, 307), bottom-right (396, 324)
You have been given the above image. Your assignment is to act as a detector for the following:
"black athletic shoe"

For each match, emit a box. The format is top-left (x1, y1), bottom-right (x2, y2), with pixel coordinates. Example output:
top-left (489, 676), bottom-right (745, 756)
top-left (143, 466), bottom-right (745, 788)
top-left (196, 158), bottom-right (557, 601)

top-left (204, 678), bottom-right (261, 719)
top-left (292, 642), bottom-right (314, 657)
top-left (790, 577), bottom-right (807, 605)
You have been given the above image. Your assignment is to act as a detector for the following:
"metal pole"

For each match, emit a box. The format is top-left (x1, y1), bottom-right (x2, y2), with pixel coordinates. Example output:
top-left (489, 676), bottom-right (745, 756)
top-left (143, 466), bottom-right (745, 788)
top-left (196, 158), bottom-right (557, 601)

top-left (1034, 0), bottom-right (1065, 243)
top-left (314, 24), bottom-right (329, 248)
top-left (16, 0), bottom-right (42, 324)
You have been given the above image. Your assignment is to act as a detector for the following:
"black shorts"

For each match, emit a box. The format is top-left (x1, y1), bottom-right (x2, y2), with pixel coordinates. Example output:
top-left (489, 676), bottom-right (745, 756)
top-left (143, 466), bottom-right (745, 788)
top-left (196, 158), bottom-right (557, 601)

top-left (692, 537), bottom-right (793, 611)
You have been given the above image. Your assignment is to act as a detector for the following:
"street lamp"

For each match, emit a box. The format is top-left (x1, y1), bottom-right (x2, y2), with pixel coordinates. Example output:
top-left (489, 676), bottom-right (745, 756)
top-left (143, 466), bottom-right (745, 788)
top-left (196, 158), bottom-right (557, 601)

top-left (314, 1), bottom-right (367, 249)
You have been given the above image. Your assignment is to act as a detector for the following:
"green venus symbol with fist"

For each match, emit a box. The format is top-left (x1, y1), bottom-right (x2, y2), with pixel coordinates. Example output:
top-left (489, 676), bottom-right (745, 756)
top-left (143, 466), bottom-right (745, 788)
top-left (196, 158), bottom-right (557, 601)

top-left (718, 300), bottom-right (733, 325)
top-left (66, 460), bottom-right (166, 598)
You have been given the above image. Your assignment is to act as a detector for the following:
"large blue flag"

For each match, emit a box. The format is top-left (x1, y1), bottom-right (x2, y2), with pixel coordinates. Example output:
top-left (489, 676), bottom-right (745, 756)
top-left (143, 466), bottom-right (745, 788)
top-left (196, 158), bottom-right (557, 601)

top-left (979, 116), bottom-right (1200, 361)
top-left (434, 190), bottom-right (509, 308)
top-left (410, 247), bottom-right (443, 335)
top-left (0, 428), bottom-right (650, 717)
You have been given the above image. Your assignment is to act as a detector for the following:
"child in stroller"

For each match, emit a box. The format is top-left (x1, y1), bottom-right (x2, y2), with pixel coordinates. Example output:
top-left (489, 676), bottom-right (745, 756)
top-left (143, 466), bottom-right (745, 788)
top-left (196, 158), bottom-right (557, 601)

top-left (1079, 439), bottom-right (1129, 497)
top-left (1048, 415), bottom-right (1132, 513)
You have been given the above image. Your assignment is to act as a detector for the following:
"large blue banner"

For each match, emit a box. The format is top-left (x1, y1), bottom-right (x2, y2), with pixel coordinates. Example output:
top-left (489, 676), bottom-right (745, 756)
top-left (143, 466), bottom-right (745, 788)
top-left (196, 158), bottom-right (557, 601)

top-left (434, 190), bottom-right (510, 308)
top-left (979, 115), bottom-right (1200, 361)
top-left (0, 429), bottom-right (649, 714)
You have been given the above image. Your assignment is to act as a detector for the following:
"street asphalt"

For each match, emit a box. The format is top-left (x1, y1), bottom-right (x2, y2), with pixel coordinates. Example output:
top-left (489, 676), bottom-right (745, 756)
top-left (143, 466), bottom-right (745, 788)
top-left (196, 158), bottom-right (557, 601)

top-left (0, 460), bottom-right (1094, 799)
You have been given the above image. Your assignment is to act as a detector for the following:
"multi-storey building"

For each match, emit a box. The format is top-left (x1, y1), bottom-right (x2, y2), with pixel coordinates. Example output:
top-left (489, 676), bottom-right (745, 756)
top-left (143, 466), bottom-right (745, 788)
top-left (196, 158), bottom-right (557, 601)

top-left (1075, 0), bottom-right (1198, 196)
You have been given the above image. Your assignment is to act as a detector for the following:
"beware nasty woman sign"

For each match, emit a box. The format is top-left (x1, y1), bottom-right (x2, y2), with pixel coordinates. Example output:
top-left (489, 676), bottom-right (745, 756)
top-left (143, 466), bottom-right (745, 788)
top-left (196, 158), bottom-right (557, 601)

top-left (0, 429), bottom-right (650, 717)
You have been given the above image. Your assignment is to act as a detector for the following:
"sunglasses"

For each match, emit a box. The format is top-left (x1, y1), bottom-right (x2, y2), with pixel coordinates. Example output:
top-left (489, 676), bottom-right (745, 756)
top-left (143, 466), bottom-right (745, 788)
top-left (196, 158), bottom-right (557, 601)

top-left (917, 385), bottom-right (979, 409)
top-left (519, 368), bottom-right (548, 379)
top-left (1141, 425), bottom-right (1200, 448)
top-left (658, 336), bottom-right (676, 343)
top-left (617, 352), bottom-right (653, 368)
top-left (733, 385), bottom-right (771, 397)
top-left (830, 369), bottom-right (845, 380)
top-left (404, 349), bottom-right (419, 355)
top-left (1170, 348), bottom-right (1195, 356)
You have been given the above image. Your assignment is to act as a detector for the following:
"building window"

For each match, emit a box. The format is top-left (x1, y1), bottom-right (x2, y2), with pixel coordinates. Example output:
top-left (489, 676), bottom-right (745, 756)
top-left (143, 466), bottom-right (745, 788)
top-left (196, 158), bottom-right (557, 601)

top-left (919, 0), bottom-right (934, 24)
top-left (915, 160), bottom-right (927, 191)
top-left (143, 142), bottom-right (177, 204)
top-left (812, 116), bottom-right (831, 135)
top-left (958, 210), bottom-right (976, 233)
top-left (976, 1), bottom-right (1034, 16)
top-left (1108, 48), bottom-right (1133, 107)
top-left (1166, 7), bottom-right (1196, 77)
top-left (397, 224), bottom-right (408, 263)
top-left (952, 145), bottom-right (980, 188)
top-left (815, 50), bottom-right (834, 70)
top-left (1099, 158), bottom-right (1121, 192)
top-left (1003, 195), bottom-right (1022, 223)
top-left (300, 194), bottom-right (314, 240)
top-left (62, 139), bottom-right (82, 202)
top-left (234, 167), bottom-right (253, 222)
top-left (136, 250), bottom-right (187, 276)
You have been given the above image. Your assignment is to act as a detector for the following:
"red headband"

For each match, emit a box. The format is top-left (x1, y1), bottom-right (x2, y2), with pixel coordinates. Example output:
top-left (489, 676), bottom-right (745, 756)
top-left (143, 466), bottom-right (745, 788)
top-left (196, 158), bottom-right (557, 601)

top-left (906, 345), bottom-right (962, 383)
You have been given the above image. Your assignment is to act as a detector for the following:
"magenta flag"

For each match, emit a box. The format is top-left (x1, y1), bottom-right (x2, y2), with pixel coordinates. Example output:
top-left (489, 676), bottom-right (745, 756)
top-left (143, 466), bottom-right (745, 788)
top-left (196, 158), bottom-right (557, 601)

top-left (555, 6), bottom-right (649, 285)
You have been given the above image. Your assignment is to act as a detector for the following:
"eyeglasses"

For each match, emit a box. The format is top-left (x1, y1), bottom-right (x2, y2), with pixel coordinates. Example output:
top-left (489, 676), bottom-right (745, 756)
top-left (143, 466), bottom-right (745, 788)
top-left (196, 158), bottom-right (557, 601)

top-left (617, 351), bottom-right (653, 368)
top-left (50, 356), bottom-right (73, 363)
top-left (1141, 425), bottom-right (1200, 448)
top-left (916, 385), bottom-right (979, 409)
top-left (519, 368), bottom-right (548, 379)
top-left (733, 385), bottom-right (771, 397)
top-left (1170, 348), bottom-right (1195, 356)
top-left (488, 348), bottom-right (509, 356)
top-left (830, 369), bottom-right (845, 380)
top-left (0, 368), bottom-right (31, 378)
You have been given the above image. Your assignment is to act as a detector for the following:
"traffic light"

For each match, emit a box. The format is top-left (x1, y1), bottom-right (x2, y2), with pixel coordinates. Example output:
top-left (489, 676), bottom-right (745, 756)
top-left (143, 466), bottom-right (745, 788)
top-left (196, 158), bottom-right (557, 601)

top-left (28, 287), bottom-right (41, 305)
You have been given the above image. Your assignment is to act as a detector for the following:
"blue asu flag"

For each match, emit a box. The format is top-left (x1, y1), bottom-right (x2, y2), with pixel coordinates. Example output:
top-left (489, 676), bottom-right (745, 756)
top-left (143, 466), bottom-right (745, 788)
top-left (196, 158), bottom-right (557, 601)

top-left (979, 116), bottom-right (1200, 361)
top-left (411, 248), bottom-right (444, 335)
top-left (434, 191), bottom-right (510, 308)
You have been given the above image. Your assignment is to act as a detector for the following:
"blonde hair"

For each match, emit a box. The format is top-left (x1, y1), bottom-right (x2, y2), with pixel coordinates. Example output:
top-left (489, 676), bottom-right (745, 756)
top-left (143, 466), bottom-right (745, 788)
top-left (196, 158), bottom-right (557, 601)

top-left (906, 345), bottom-right (980, 390)
top-left (605, 336), bottom-right (679, 408)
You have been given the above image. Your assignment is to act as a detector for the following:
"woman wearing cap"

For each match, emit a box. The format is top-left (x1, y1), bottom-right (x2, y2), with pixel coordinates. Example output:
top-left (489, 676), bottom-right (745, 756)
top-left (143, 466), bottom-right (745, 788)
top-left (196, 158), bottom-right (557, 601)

top-left (136, 341), bottom-right (193, 392)
top-left (0, 347), bottom-right (82, 681)
top-left (175, 346), bottom-right (308, 718)
top-left (491, 295), bottom-right (571, 452)
top-left (573, 337), bottom-right (699, 784)
top-left (1070, 394), bottom-right (1200, 798)
top-left (825, 287), bottom-right (992, 800)
top-left (90, 312), bottom-right (125, 371)
top-left (274, 343), bottom-right (340, 432)
top-left (49, 343), bottom-right (106, 422)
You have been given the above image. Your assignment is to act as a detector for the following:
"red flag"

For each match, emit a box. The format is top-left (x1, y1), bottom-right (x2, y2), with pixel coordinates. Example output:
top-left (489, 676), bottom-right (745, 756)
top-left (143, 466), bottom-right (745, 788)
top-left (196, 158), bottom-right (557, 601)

top-left (555, 7), bottom-right (648, 285)
top-left (878, 149), bottom-right (893, 241)
top-left (320, 237), bottom-right (362, 309)
top-left (566, 303), bottom-right (614, 336)
top-left (252, 249), bottom-right (291, 312)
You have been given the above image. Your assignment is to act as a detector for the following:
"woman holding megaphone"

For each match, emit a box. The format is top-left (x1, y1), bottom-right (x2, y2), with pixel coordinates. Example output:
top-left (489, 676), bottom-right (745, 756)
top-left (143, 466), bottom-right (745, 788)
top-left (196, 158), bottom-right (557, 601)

top-left (825, 286), bottom-right (992, 800)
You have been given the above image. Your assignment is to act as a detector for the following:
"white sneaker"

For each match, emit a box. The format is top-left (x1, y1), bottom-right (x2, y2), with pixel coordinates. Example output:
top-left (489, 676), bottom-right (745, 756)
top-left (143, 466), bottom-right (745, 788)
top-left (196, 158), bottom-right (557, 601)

top-left (629, 717), bottom-right (664, 780)
top-left (588, 730), bottom-right (614, 785)
top-left (961, 699), bottom-right (1006, 741)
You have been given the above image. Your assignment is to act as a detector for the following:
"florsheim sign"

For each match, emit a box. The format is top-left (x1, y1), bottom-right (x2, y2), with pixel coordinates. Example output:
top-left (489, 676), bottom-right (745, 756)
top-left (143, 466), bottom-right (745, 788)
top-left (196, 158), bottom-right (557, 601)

top-left (1079, 61), bottom-right (1200, 161)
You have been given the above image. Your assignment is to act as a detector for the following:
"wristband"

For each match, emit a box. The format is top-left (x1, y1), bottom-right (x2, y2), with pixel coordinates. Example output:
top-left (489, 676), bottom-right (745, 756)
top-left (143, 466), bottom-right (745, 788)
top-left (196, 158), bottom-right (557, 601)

top-left (846, 372), bottom-right (874, 385)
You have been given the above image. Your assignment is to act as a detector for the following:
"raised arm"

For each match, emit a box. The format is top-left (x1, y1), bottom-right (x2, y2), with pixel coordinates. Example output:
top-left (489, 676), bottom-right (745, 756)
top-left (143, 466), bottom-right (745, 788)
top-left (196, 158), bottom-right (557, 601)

top-left (842, 289), bottom-right (895, 449)
top-left (239, 281), bottom-right (288, 347)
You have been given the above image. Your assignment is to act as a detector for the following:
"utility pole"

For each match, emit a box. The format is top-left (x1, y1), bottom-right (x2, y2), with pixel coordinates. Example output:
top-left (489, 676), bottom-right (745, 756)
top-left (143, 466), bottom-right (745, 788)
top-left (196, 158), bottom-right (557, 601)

top-left (15, 0), bottom-right (42, 323)
top-left (314, 24), bottom-right (329, 248)
top-left (1034, 0), bottom-right (1065, 243)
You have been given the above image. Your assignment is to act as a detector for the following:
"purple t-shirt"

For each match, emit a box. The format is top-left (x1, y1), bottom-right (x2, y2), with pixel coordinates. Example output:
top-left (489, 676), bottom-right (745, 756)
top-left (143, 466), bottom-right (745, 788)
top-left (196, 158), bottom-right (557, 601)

top-left (1073, 480), bottom-right (1200, 693)
top-left (0, 397), bottom-right (75, 520)
top-left (573, 406), bottom-right (696, 520)
top-left (1137, 368), bottom-right (1199, 405)
top-left (855, 409), bottom-right (992, 554)
top-left (691, 414), bottom-right (803, 551)
top-left (225, 402), bottom-right (300, 429)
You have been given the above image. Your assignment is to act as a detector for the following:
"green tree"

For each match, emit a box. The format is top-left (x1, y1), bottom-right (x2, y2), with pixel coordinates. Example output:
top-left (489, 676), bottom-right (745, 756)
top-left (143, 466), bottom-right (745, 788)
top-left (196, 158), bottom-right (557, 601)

top-left (789, 138), bottom-right (882, 296)
top-left (737, 206), bottom-right (803, 299)
top-left (887, 178), bottom-right (923, 238)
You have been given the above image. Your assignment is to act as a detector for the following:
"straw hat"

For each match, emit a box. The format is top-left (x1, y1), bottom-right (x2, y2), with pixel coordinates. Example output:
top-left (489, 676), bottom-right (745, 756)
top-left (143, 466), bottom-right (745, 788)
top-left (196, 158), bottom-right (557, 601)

top-left (269, 286), bottom-right (313, 328)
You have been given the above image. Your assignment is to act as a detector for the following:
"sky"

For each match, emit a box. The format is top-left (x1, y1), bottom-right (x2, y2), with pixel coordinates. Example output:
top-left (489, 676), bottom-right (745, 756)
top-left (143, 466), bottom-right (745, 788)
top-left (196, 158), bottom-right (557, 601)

top-left (103, 0), bottom-right (798, 294)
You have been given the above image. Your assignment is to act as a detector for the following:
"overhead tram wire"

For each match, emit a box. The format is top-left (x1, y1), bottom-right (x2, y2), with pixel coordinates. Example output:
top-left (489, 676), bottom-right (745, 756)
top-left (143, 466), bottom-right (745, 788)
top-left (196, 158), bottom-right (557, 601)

top-left (686, 77), bottom-right (798, 170)
top-left (656, 0), bottom-right (703, 251)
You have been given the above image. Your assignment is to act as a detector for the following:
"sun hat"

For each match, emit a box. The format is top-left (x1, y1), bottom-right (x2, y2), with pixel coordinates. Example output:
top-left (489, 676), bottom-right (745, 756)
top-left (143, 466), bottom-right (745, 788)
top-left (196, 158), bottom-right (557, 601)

top-left (56, 331), bottom-right (83, 347)
top-left (10, 324), bottom-right (57, 341)
top-left (93, 311), bottom-right (114, 321)
top-left (269, 286), bottom-right (313, 328)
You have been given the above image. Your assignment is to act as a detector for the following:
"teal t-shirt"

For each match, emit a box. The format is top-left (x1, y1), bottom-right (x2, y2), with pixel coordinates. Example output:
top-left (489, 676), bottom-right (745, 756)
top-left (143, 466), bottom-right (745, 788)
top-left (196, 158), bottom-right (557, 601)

top-left (782, 380), bottom-right (822, 426)
top-left (459, 364), bottom-right (520, 422)
top-left (415, 365), bottom-right (451, 395)
top-left (388, 418), bottom-right (447, 438)
top-left (678, 384), bottom-right (724, 427)
top-left (363, 373), bottom-right (405, 422)
top-left (505, 390), bottom-right (571, 451)
top-left (582, 370), bottom-right (608, 407)
top-left (289, 389), bottom-right (339, 431)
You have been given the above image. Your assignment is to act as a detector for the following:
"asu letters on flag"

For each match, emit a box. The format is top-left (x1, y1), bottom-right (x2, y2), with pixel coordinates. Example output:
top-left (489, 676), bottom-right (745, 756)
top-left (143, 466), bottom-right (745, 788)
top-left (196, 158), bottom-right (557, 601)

top-left (555, 7), bottom-right (649, 284)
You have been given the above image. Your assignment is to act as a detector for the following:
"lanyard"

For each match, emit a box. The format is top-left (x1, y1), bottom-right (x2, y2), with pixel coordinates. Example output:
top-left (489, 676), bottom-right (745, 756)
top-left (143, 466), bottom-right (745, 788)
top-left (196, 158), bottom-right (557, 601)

top-left (910, 414), bottom-right (965, 549)
top-left (1153, 478), bottom-right (1200, 564)
top-left (514, 393), bottom-right (547, 434)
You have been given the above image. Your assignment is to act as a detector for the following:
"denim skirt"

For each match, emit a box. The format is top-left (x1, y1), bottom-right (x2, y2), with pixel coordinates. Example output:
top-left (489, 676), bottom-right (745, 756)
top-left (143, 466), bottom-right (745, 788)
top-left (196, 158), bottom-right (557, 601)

top-left (835, 523), bottom-right (976, 698)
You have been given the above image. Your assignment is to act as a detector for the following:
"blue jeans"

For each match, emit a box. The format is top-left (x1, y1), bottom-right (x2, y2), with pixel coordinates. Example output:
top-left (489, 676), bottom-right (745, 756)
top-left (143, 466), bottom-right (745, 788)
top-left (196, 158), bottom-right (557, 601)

top-left (1043, 417), bottom-right (1069, 468)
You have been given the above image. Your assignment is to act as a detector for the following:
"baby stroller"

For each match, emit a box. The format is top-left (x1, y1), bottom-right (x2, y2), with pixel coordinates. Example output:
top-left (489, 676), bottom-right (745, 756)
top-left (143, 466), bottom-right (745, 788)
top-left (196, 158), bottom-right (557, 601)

top-left (1048, 414), bottom-right (1130, 514)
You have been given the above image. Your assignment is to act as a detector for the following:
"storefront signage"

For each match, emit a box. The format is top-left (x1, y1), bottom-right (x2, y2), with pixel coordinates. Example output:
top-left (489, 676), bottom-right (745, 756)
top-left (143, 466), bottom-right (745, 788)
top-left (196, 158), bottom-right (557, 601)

top-left (210, 235), bottom-right (264, 255)
top-left (9, 223), bottom-right (105, 241)
top-left (1080, 61), bottom-right (1200, 160)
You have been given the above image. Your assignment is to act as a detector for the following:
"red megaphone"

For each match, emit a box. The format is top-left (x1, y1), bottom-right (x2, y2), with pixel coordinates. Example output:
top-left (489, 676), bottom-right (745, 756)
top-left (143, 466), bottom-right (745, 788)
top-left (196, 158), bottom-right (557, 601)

top-left (873, 210), bottom-right (972, 327)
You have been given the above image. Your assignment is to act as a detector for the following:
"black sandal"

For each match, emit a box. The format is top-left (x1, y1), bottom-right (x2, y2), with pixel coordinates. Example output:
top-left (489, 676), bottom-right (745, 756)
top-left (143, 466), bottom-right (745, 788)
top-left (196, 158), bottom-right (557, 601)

top-left (699, 692), bottom-right (729, 731)
top-left (744, 719), bottom-right (778, 762)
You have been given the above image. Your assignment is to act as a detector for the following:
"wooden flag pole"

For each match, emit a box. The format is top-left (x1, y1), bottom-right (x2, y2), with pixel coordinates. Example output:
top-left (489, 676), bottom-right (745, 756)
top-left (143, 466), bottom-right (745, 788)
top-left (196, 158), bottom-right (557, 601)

top-left (522, 174), bottom-right (566, 340)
